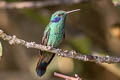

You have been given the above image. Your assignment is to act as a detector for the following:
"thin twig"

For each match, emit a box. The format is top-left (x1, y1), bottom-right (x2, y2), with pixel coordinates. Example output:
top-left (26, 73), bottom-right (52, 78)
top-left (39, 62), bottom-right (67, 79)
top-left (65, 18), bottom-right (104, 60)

top-left (54, 72), bottom-right (82, 80)
top-left (0, 0), bottom-right (88, 9)
top-left (0, 29), bottom-right (120, 64)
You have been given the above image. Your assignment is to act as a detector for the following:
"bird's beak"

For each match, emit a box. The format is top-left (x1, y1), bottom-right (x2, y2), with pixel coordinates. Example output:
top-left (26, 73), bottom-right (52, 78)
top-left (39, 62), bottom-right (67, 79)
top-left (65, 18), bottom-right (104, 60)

top-left (66, 9), bottom-right (80, 14)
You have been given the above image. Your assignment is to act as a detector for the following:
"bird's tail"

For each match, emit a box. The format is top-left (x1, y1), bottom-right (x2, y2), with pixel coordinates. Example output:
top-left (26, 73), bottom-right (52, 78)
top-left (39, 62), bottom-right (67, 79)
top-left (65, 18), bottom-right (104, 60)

top-left (36, 51), bottom-right (55, 76)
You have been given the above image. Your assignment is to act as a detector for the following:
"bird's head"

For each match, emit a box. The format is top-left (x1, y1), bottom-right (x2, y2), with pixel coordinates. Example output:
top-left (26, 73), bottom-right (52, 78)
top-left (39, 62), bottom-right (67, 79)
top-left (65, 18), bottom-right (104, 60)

top-left (50, 9), bottom-right (80, 23)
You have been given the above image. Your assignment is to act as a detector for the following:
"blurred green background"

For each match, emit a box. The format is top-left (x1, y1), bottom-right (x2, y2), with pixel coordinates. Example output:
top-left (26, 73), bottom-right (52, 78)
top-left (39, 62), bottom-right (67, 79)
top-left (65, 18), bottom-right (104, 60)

top-left (0, 0), bottom-right (120, 80)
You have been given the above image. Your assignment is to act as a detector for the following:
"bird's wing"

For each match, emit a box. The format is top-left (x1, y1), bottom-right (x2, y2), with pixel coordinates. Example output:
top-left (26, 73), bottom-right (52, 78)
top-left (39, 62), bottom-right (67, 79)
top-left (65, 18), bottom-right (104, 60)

top-left (42, 26), bottom-right (51, 46)
top-left (41, 25), bottom-right (55, 64)
top-left (36, 25), bottom-right (51, 73)
top-left (36, 24), bottom-right (55, 76)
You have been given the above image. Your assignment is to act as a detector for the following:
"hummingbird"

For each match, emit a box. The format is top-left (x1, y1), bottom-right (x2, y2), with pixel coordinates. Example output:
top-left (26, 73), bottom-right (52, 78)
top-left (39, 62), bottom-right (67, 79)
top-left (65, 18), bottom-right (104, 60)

top-left (36, 9), bottom-right (80, 76)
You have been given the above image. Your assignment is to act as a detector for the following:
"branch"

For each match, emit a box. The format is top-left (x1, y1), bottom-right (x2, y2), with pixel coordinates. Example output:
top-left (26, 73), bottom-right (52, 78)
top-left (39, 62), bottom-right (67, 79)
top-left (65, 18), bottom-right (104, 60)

top-left (54, 72), bottom-right (82, 80)
top-left (0, 29), bottom-right (120, 64)
top-left (0, 0), bottom-right (88, 9)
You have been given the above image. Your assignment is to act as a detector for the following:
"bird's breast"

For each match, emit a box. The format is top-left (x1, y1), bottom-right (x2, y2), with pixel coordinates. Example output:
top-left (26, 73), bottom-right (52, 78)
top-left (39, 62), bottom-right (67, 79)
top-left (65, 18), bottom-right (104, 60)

top-left (47, 25), bottom-right (64, 47)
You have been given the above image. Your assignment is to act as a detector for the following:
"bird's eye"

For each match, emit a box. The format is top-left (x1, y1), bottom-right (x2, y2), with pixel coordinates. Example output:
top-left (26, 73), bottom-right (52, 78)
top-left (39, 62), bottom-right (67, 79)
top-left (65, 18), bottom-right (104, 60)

top-left (58, 14), bottom-right (61, 16)
top-left (57, 13), bottom-right (64, 16)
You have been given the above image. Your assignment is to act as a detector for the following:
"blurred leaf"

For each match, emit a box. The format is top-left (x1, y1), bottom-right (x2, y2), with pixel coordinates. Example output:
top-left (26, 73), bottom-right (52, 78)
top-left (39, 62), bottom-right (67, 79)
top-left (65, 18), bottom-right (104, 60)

top-left (112, 0), bottom-right (120, 3)
top-left (0, 42), bottom-right (2, 59)
top-left (112, 0), bottom-right (120, 7)
top-left (70, 36), bottom-right (92, 54)
top-left (6, 0), bottom-right (20, 2)
top-left (101, 62), bottom-right (120, 77)
top-left (109, 23), bottom-right (120, 39)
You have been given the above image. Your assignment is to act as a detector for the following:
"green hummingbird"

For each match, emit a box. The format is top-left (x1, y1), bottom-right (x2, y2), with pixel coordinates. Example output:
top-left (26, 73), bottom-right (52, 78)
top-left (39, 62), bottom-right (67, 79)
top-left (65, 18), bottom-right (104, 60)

top-left (36, 9), bottom-right (80, 76)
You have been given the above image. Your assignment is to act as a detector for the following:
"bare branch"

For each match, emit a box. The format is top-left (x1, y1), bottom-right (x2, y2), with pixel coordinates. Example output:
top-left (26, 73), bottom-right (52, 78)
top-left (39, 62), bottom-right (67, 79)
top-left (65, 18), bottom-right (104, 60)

top-left (54, 72), bottom-right (82, 80)
top-left (0, 29), bottom-right (120, 64)
top-left (0, 0), bottom-right (88, 9)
